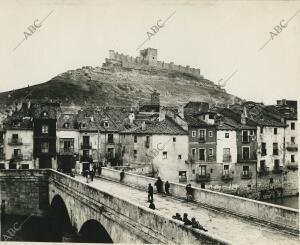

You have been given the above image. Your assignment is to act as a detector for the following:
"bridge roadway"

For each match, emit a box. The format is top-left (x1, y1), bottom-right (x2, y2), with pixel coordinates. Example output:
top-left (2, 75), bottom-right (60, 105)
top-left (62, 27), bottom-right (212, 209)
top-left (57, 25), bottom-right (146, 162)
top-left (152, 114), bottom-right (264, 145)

top-left (75, 175), bottom-right (299, 245)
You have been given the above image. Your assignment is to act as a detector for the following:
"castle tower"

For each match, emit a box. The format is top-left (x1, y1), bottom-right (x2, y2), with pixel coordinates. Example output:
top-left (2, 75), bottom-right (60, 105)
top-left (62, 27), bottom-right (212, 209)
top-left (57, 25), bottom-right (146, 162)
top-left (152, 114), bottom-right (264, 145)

top-left (151, 90), bottom-right (160, 106)
top-left (140, 48), bottom-right (158, 65)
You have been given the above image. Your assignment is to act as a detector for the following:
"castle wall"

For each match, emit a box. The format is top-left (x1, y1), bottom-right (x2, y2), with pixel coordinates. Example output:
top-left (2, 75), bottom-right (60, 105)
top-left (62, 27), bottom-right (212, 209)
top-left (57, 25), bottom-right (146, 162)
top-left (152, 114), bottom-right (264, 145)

top-left (107, 50), bottom-right (201, 78)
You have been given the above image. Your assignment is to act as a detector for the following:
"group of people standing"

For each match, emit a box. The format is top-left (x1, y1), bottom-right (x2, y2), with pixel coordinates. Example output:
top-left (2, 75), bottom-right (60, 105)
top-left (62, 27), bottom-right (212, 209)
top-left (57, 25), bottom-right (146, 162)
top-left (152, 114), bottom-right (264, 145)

top-left (85, 163), bottom-right (102, 183)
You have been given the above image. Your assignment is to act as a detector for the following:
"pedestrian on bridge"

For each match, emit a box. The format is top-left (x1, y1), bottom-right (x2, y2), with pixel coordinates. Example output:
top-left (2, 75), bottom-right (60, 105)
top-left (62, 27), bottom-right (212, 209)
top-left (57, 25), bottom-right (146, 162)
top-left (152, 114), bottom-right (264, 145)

top-left (191, 217), bottom-right (208, 232)
top-left (186, 184), bottom-right (193, 202)
top-left (90, 169), bottom-right (95, 182)
top-left (148, 200), bottom-right (156, 210)
top-left (120, 169), bottom-right (125, 182)
top-left (165, 181), bottom-right (170, 195)
top-left (98, 163), bottom-right (102, 176)
top-left (148, 183), bottom-right (154, 202)
top-left (154, 177), bottom-right (163, 193)
top-left (183, 213), bottom-right (192, 226)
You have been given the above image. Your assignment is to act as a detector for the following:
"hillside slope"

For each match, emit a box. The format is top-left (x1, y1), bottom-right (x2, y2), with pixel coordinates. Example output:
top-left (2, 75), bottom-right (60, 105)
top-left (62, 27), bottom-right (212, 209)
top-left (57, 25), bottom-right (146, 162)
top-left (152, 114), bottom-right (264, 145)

top-left (0, 65), bottom-right (241, 109)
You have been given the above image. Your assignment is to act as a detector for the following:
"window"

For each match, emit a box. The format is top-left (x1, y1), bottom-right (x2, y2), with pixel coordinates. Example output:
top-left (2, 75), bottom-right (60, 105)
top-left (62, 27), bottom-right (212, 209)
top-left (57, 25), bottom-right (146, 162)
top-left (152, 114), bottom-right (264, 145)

top-left (223, 164), bottom-right (229, 174)
top-left (107, 134), bottom-right (114, 144)
top-left (41, 142), bottom-right (49, 153)
top-left (191, 148), bottom-right (196, 158)
top-left (81, 123), bottom-right (86, 129)
top-left (133, 150), bottom-right (137, 159)
top-left (291, 137), bottom-right (295, 144)
top-left (249, 130), bottom-right (254, 136)
top-left (13, 121), bottom-right (21, 127)
top-left (200, 165), bottom-right (207, 176)
top-left (83, 136), bottom-right (90, 146)
top-left (192, 169), bottom-right (195, 174)
top-left (225, 133), bottom-right (229, 138)
top-left (134, 135), bottom-right (137, 143)
top-left (260, 127), bottom-right (263, 134)
top-left (42, 111), bottom-right (48, 117)
top-left (199, 149), bottom-right (205, 161)
top-left (178, 155), bottom-right (182, 159)
top-left (242, 147), bottom-right (250, 160)
top-left (104, 121), bottom-right (109, 127)
top-left (274, 128), bottom-right (277, 135)
top-left (208, 148), bottom-right (213, 156)
top-left (21, 164), bottom-right (29, 169)
top-left (291, 122), bottom-right (295, 130)
top-left (274, 159), bottom-right (280, 169)
top-left (273, 143), bottom-right (278, 155)
top-left (0, 164), bottom-right (5, 169)
top-left (202, 115), bottom-right (205, 120)
top-left (192, 131), bottom-right (196, 137)
top-left (13, 149), bottom-right (21, 156)
top-left (63, 123), bottom-right (69, 128)
top-left (261, 142), bottom-right (267, 156)
top-left (208, 131), bottom-right (213, 137)
top-left (107, 148), bottom-right (114, 159)
top-left (260, 160), bottom-right (266, 170)
top-left (242, 131), bottom-right (249, 143)
top-left (173, 137), bottom-right (176, 142)
top-left (243, 165), bottom-right (249, 172)
top-left (209, 114), bottom-right (214, 119)
top-left (163, 151), bottom-right (167, 159)
top-left (291, 155), bottom-right (295, 162)
top-left (42, 125), bottom-right (48, 134)
top-left (199, 130), bottom-right (205, 140)
top-left (223, 148), bottom-right (231, 162)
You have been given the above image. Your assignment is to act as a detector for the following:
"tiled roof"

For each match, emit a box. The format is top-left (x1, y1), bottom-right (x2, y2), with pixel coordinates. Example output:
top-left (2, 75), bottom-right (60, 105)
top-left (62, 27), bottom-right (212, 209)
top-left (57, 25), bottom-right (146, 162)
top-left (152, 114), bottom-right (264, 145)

top-left (121, 116), bottom-right (187, 135)
top-left (184, 111), bottom-right (209, 127)
top-left (57, 114), bottom-right (78, 130)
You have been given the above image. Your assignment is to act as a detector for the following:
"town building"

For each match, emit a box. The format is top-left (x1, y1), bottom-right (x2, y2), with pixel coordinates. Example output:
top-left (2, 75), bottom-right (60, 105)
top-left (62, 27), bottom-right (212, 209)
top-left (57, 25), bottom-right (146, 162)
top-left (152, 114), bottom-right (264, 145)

top-left (32, 102), bottom-right (60, 169)
top-left (2, 102), bottom-right (34, 169)
top-left (56, 113), bottom-right (79, 172)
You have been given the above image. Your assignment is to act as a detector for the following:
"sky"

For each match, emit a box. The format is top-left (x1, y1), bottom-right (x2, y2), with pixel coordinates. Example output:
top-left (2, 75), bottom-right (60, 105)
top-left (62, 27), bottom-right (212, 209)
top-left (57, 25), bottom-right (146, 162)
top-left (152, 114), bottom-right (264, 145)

top-left (0, 0), bottom-right (299, 104)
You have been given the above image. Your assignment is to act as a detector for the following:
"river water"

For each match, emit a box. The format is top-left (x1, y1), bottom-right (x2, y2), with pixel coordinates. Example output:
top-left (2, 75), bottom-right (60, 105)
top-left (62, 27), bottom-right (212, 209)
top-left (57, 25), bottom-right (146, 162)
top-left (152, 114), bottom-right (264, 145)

top-left (263, 196), bottom-right (299, 209)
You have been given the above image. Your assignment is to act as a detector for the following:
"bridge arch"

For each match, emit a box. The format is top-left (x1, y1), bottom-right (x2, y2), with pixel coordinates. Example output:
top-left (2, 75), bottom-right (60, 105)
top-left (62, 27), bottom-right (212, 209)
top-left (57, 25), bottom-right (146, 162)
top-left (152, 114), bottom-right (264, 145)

top-left (78, 219), bottom-right (113, 243)
top-left (49, 194), bottom-right (74, 241)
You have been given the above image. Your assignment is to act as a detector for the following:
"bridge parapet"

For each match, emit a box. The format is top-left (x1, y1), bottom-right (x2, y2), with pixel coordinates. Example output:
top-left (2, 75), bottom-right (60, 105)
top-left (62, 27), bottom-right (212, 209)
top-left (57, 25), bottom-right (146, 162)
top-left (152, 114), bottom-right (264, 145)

top-left (48, 170), bottom-right (230, 244)
top-left (100, 167), bottom-right (299, 233)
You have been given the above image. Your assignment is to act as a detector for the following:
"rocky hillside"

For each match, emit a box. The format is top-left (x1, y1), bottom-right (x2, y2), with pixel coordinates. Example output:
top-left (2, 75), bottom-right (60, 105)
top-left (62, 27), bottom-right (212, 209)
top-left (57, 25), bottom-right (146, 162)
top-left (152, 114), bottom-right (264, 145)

top-left (0, 65), bottom-right (242, 110)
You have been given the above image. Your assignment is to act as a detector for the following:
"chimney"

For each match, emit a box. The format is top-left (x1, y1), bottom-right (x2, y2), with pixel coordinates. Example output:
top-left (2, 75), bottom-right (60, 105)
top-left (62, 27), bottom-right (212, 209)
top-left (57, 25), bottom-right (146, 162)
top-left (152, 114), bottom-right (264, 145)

top-left (129, 113), bottom-right (135, 124)
top-left (241, 106), bottom-right (247, 125)
top-left (159, 108), bottom-right (166, 121)
top-left (141, 121), bottom-right (146, 130)
top-left (178, 105), bottom-right (184, 118)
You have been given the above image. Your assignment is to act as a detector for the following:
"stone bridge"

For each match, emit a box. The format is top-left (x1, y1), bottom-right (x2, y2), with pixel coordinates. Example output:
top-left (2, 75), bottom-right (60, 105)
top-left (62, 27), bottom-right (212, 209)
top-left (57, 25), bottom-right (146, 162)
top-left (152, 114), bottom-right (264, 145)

top-left (0, 169), bottom-right (299, 244)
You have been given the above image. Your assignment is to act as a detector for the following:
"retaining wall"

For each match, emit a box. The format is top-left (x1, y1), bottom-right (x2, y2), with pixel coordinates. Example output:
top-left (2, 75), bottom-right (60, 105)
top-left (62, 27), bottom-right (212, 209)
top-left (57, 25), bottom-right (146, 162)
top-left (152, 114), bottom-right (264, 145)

top-left (100, 167), bottom-right (299, 231)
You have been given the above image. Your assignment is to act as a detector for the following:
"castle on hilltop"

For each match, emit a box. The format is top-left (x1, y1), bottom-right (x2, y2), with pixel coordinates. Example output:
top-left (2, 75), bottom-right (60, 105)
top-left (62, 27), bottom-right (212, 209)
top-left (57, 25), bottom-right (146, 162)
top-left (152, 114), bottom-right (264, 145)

top-left (103, 48), bottom-right (202, 79)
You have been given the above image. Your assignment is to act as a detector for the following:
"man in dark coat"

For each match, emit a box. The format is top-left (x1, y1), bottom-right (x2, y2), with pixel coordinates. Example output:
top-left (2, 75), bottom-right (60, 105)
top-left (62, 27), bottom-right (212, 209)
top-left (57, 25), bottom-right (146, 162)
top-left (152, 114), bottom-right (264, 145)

top-left (165, 181), bottom-right (170, 195)
top-left (148, 183), bottom-right (154, 202)
top-left (154, 177), bottom-right (163, 193)
top-left (120, 169), bottom-right (125, 182)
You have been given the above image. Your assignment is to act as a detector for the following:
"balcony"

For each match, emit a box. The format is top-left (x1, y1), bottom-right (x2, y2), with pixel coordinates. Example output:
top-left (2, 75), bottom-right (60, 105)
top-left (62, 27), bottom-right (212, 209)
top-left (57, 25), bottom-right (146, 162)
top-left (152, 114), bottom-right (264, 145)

top-left (196, 173), bottom-right (210, 182)
top-left (272, 166), bottom-right (283, 174)
top-left (222, 172), bottom-right (233, 181)
top-left (258, 167), bottom-right (269, 176)
top-left (287, 161), bottom-right (298, 170)
top-left (199, 137), bottom-right (206, 143)
top-left (286, 142), bottom-right (298, 152)
top-left (81, 142), bottom-right (92, 149)
top-left (8, 138), bottom-right (23, 145)
top-left (237, 153), bottom-right (257, 163)
top-left (80, 155), bottom-right (93, 162)
top-left (240, 171), bottom-right (252, 179)
top-left (207, 155), bottom-right (216, 161)
top-left (223, 155), bottom-right (232, 162)
top-left (59, 148), bottom-right (74, 155)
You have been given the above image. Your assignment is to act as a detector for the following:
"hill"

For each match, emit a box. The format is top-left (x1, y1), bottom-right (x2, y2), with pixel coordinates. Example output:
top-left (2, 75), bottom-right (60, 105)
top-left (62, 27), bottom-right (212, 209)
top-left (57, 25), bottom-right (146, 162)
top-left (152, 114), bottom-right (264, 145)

top-left (0, 64), bottom-right (242, 110)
